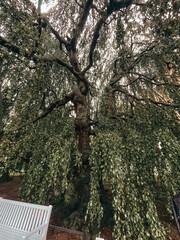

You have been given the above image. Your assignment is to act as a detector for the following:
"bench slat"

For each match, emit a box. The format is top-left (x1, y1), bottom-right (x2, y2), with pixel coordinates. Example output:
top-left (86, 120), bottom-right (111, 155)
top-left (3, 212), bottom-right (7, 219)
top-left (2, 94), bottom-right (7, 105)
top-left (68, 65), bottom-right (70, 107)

top-left (12, 205), bottom-right (20, 228)
top-left (14, 205), bottom-right (23, 229)
top-left (0, 198), bottom-right (52, 240)
top-left (22, 207), bottom-right (31, 231)
top-left (0, 225), bottom-right (26, 240)
top-left (17, 206), bottom-right (26, 229)
top-left (0, 198), bottom-right (50, 210)
top-left (9, 205), bottom-right (19, 228)
top-left (20, 206), bottom-right (29, 230)
top-left (5, 204), bottom-right (14, 226)
top-left (26, 208), bottom-right (34, 232)
top-left (0, 225), bottom-right (42, 240)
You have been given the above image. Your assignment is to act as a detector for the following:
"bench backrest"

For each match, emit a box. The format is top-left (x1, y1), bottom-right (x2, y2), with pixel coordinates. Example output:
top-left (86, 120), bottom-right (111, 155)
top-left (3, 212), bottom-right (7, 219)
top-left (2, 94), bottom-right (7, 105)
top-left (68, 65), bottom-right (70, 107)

top-left (0, 197), bottom-right (52, 232)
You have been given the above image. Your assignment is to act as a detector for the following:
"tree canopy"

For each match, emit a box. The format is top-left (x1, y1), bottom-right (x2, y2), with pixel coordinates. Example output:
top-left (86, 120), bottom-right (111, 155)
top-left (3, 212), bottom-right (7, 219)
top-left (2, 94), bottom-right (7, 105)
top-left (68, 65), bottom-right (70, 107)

top-left (0, 0), bottom-right (180, 239)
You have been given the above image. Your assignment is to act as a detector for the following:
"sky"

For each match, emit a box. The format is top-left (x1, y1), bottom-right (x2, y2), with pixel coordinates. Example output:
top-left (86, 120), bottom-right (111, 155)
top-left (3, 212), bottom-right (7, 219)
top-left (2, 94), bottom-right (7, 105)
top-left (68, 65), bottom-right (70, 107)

top-left (31, 0), bottom-right (58, 13)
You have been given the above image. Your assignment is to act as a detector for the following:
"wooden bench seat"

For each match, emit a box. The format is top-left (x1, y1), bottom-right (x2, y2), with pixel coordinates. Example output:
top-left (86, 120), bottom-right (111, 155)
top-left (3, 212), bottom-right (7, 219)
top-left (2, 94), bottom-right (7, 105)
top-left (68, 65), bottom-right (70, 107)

top-left (0, 197), bottom-right (52, 240)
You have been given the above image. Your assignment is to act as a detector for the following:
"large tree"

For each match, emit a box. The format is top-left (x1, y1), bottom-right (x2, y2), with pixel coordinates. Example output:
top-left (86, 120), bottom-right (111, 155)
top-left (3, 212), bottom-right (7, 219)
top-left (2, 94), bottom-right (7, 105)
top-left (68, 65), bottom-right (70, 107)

top-left (0, 0), bottom-right (180, 239)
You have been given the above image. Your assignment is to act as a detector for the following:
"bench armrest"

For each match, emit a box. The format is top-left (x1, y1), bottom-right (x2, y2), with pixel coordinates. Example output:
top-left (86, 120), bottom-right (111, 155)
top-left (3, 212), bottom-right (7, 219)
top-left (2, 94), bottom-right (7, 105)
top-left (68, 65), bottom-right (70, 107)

top-left (22, 223), bottom-right (48, 240)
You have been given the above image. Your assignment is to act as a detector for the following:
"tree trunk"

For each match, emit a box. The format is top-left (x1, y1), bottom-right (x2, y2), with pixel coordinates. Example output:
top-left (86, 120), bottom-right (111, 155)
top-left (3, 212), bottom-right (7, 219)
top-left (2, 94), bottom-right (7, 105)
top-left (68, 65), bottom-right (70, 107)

top-left (0, 58), bottom-right (3, 136)
top-left (58, 88), bottom-right (91, 229)
top-left (0, 84), bottom-right (2, 134)
top-left (73, 89), bottom-right (90, 159)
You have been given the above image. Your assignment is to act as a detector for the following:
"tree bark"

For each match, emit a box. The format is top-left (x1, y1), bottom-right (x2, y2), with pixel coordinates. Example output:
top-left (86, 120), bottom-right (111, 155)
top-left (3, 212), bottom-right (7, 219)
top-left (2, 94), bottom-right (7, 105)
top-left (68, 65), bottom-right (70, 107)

top-left (59, 89), bottom-right (91, 230)
top-left (0, 58), bottom-right (3, 135)
top-left (0, 84), bottom-right (2, 135)
top-left (73, 88), bottom-right (90, 162)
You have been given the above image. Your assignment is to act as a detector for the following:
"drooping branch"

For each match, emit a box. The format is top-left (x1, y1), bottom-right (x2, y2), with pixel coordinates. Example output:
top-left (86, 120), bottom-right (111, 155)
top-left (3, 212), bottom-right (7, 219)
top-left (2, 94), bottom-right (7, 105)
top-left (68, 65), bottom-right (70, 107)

top-left (128, 42), bottom-right (157, 70)
top-left (113, 86), bottom-right (180, 108)
top-left (19, 91), bottom-right (75, 130)
top-left (129, 72), bottom-right (180, 87)
top-left (0, 36), bottom-right (22, 56)
top-left (148, 99), bottom-right (180, 108)
top-left (82, 16), bottom-right (108, 74)
top-left (110, 42), bottom-right (158, 86)
top-left (82, 0), bottom-right (134, 74)
top-left (0, 36), bottom-right (80, 79)
top-left (23, 0), bottom-right (70, 50)
top-left (48, 24), bottom-right (70, 50)
top-left (91, 3), bottom-right (101, 14)
top-left (115, 74), bottom-right (180, 88)
top-left (34, 55), bottom-right (76, 74)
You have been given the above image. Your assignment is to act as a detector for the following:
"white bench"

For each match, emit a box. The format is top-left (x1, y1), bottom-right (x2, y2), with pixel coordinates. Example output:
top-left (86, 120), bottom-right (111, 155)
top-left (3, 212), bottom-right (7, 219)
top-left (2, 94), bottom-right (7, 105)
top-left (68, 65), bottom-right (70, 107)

top-left (0, 197), bottom-right (52, 240)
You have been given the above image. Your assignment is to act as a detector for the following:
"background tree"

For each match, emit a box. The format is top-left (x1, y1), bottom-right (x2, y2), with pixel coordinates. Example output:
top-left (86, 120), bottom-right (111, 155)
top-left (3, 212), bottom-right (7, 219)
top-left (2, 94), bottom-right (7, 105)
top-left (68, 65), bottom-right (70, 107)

top-left (0, 0), bottom-right (180, 239)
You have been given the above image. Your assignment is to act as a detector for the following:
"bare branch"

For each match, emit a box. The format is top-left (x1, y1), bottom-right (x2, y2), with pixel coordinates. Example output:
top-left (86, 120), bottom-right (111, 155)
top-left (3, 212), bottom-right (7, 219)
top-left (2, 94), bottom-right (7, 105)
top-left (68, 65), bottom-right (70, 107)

top-left (74, 0), bottom-right (84, 8)
top-left (47, 22), bottom-right (70, 50)
top-left (110, 115), bottom-right (128, 122)
top-left (71, 0), bottom-right (93, 50)
top-left (26, 0), bottom-right (70, 50)
top-left (23, 0), bottom-right (70, 51)
top-left (83, 0), bottom-right (137, 74)
top-left (82, 16), bottom-right (107, 74)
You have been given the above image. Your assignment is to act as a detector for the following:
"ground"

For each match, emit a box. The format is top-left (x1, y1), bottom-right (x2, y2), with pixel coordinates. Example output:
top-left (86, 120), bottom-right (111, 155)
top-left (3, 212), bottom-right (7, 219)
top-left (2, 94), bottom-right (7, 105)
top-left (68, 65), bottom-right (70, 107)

top-left (0, 177), bottom-right (179, 240)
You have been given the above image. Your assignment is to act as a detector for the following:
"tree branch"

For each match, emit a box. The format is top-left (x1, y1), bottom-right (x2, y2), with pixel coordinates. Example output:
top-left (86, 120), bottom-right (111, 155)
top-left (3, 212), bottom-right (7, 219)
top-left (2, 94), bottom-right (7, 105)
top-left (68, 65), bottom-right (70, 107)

top-left (19, 91), bottom-right (75, 130)
top-left (107, 0), bottom-right (133, 15)
top-left (47, 22), bottom-right (70, 50)
top-left (82, 16), bottom-right (107, 74)
top-left (148, 99), bottom-right (180, 108)
top-left (128, 42), bottom-right (157, 70)
top-left (110, 42), bottom-right (158, 86)
top-left (91, 4), bottom-right (101, 14)
top-left (71, 0), bottom-right (93, 50)
top-left (110, 114), bottom-right (128, 122)
top-left (0, 36), bottom-right (81, 79)
top-left (74, 0), bottom-right (84, 8)
top-left (129, 72), bottom-right (180, 87)
top-left (82, 0), bottom-right (134, 74)
top-left (23, 0), bottom-right (70, 50)
top-left (0, 36), bottom-right (23, 56)
top-left (113, 86), bottom-right (180, 108)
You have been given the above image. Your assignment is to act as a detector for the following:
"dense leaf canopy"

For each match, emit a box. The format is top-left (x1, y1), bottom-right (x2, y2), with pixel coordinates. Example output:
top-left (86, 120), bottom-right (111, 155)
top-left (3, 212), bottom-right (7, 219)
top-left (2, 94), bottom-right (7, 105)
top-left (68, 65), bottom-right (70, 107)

top-left (0, 0), bottom-right (180, 239)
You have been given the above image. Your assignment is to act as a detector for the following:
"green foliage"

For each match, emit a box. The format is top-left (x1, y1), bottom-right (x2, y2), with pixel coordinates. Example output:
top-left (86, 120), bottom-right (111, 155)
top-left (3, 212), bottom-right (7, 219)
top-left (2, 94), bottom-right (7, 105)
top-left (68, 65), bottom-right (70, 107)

top-left (0, 0), bottom-right (180, 239)
top-left (1, 113), bottom-right (81, 205)
top-left (87, 105), bottom-right (180, 239)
